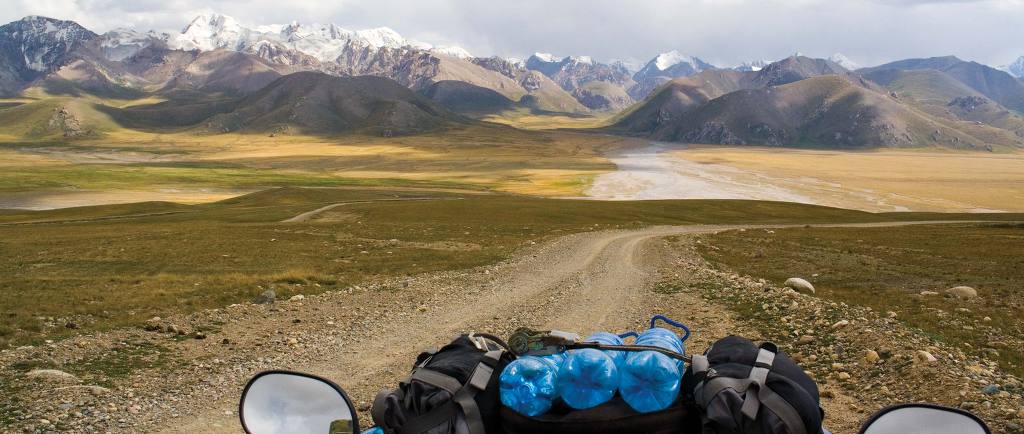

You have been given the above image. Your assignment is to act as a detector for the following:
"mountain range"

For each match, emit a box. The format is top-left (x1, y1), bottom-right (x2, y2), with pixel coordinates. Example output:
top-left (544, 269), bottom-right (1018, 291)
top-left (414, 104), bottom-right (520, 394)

top-left (0, 14), bottom-right (734, 112)
top-left (0, 14), bottom-right (1022, 150)
top-left (612, 55), bottom-right (1024, 150)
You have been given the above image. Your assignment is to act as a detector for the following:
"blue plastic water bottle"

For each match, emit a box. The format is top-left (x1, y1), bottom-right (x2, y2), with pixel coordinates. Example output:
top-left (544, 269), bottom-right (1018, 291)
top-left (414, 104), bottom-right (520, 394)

top-left (499, 353), bottom-right (566, 416)
top-left (619, 319), bottom-right (687, 413)
top-left (585, 332), bottom-right (627, 365)
top-left (556, 348), bottom-right (619, 409)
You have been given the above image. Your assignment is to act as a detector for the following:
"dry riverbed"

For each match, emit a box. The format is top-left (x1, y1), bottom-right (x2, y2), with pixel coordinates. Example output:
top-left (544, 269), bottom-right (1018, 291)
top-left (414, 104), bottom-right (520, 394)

top-left (587, 144), bottom-right (1024, 212)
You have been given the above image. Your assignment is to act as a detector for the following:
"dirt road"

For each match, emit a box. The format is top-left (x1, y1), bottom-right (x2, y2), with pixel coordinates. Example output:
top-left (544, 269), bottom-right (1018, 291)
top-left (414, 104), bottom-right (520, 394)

top-left (3, 221), bottom-right (1011, 433)
top-left (280, 198), bottom-right (451, 223)
top-left (159, 225), bottom-right (734, 432)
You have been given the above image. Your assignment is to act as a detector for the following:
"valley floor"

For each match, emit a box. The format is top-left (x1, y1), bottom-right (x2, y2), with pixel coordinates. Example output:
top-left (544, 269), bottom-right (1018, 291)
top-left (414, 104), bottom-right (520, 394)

top-left (587, 143), bottom-right (1024, 212)
top-left (0, 126), bottom-right (632, 210)
top-left (2, 126), bottom-right (1022, 212)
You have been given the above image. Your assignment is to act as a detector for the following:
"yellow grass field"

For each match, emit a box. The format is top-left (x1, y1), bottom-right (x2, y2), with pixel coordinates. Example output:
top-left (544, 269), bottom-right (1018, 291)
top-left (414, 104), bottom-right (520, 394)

top-left (0, 124), bottom-right (639, 209)
top-left (479, 108), bottom-right (614, 130)
top-left (668, 147), bottom-right (1024, 212)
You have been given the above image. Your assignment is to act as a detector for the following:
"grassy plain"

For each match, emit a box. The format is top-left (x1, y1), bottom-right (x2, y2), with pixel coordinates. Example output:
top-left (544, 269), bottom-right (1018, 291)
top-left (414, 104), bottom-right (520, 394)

top-left (0, 123), bottom-right (637, 209)
top-left (5, 186), bottom-right (1019, 348)
top-left (669, 147), bottom-right (1024, 212)
top-left (697, 223), bottom-right (1024, 375)
top-left (479, 108), bottom-right (614, 130)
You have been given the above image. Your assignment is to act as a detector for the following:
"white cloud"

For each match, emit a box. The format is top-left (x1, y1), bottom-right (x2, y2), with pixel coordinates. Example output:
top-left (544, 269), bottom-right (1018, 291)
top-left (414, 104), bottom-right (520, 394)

top-left (3, 0), bottom-right (1023, 67)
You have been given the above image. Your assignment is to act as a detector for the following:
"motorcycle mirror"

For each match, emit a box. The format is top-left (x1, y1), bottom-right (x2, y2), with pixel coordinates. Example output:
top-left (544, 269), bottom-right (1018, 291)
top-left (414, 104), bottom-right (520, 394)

top-left (240, 370), bottom-right (360, 434)
top-left (859, 403), bottom-right (989, 434)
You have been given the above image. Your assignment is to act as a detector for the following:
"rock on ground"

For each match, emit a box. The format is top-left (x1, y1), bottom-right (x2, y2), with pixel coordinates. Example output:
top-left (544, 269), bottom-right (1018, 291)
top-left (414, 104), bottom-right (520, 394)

top-left (26, 369), bottom-right (79, 383)
top-left (946, 286), bottom-right (978, 299)
top-left (254, 289), bottom-right (276, 304)
top-left (785, 277), bottom-right (815, 294)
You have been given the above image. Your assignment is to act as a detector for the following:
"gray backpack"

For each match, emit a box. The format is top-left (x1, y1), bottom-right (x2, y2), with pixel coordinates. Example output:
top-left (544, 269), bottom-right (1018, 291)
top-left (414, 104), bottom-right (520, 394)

top-left (683, 336), bottom-right (824, 434)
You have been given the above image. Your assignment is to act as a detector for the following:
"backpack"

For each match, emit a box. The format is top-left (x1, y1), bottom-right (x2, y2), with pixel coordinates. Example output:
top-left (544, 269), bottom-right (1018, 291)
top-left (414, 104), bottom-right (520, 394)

top-left (683, 336), bottom-right (824, 434)
top-left (371, 334), bottom-right (514, 434)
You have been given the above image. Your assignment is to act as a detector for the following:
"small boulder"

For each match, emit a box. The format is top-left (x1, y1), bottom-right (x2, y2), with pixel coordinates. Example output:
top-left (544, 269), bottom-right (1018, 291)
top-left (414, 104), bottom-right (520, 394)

top-left (785, 278), bottom-right (815, 294)
top-left (864, 350), bottom-right (880, 364)
top-left (87, 385), bottom-right (110, 396)
top-left (946, 286), bottom-right (978, 299)
top-left (831, 320), bottom-right (850, 329)
top-left (288, 294), bottom-right (305, 302)
top-left (797, 335), bottom-right (816, 345)
top-left (254, 289), bottom-right (276, 304)
top-left (26, 369), bottom-right (79, 383)
top-left (920, 291), bottom-right (939, 296)
top-left (914, 350), bottom-right (938, 364)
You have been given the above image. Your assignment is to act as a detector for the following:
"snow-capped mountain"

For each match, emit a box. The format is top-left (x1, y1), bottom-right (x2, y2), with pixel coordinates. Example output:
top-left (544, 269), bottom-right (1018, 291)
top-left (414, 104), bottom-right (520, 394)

top-left (165, 13), bottom-right (430, 62)
top-left (999, 56), bottom-right (1024, 79)
top-left (734, 59), bottom-right (769, 72)
top-left (505, 57), bottom-right (525, 68)
top-left (99, 28), bottom-right (166, 61)
top-left (0, 16), bottom-right (96, 74)
top-left (828, 53), bottom-right (859, 70)
top-left (430, 45), bottom-right (473, 59)
top-left (629, 50), bottom-right (714, 99)
top-left (656, 51), bottom-right (703, 71)
top-left (633, 51), bottom-right (714, 79)
top-left (609, 60), bottom-right (642, 74)
top-left (531, 52), bottom-right (559, 63)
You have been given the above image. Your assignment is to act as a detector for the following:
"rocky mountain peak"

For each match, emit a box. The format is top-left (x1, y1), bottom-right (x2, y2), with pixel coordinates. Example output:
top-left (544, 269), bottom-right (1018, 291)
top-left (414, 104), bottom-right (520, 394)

top-left (628, 51), bottom-right (714, 100)
top-left (0, 15), bottom-right (97, 75)
top-left (530, 52), bottom-right (559, 63)
top-left (634, 51), bottom-right (713, 79)
top-left (99, 28), bottom-right (167, 61)
top-left (170, 13), bottom-right (250, 51)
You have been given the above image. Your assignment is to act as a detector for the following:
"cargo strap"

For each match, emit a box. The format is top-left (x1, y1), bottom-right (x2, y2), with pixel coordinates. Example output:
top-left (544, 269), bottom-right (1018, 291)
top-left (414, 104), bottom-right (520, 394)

top-left (694, 342), bottom-right (807, 434)
top-left (392, 349), bottom-right (503, 434)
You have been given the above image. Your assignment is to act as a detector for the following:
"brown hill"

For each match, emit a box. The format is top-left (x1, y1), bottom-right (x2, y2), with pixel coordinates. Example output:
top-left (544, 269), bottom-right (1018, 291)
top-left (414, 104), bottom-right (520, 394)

top-left (642, 75), bottom-right (997, 149)
top-left (861, 56), bottom-right (1024, 113)
top-left (421, 80), bottom-right (515, 114)
top-left (200, 72), bottom-right (457, 135)
top-left (861, 68), bottom-right (1024, 143)
top-left (750, 55), bottom-right (849, 87)
top-left (613, 70), bottom-right (750, 134)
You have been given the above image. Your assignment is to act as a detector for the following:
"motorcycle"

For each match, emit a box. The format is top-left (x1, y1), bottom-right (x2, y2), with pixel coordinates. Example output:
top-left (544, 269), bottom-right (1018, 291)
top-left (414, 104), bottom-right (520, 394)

top-left (237, 369), bottom-right (991, 434)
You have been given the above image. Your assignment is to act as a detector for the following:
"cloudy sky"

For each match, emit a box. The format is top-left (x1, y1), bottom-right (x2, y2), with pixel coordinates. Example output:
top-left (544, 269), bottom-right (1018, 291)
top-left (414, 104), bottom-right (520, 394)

top-left (4, 0), bottom-right (1023, 68)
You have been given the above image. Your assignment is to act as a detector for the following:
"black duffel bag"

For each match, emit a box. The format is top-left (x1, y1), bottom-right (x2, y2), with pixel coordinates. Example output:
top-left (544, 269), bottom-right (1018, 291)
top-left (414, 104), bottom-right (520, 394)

top-left (371, 334), bottom-right (514, 434)
top-left (683, 336), bottom-right (825, 434)
top-left (500, 395), bottom-right (699, 434)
